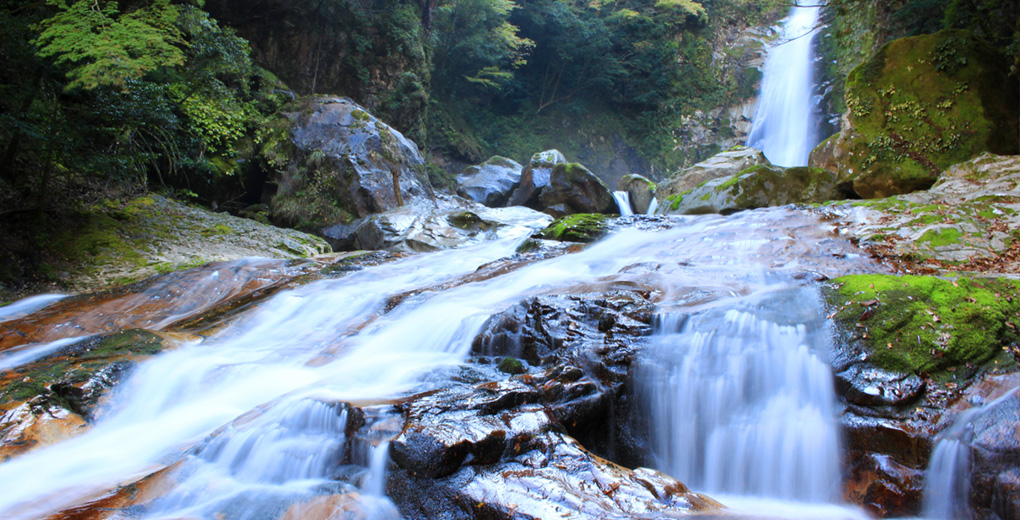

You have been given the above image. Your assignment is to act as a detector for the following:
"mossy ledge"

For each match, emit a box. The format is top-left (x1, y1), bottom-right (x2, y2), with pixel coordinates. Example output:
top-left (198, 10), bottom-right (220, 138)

top-left (537, 214), bottom-right (609, 243)
top-left (827, 274), bottom-right (1020, 379)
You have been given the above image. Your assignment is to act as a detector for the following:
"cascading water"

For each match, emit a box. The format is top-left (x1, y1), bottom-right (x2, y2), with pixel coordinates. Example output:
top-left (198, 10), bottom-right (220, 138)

top-left (613, 191), bottom-right (635, 216)
top-left (923, 387), bottom-right (1020, 520)
top-left (746, 3), bottom-right (823, 166)
top-left (637, 286), bottom-right (842, 502)
top-left (0, 208), bottom-right (879, 520)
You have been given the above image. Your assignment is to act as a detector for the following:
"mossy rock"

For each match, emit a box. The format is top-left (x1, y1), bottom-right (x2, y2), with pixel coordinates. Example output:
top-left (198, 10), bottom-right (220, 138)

top-left (538, 214), bottom-right (609, 243)
top-left (662, 164), bottom-right (843, 214)
top-left (0, 329), bottom-right (167, 414)
top-left (840, 29), bottom-right (1019, 198)
top-left (828, 274), bottom-right (1020, 379)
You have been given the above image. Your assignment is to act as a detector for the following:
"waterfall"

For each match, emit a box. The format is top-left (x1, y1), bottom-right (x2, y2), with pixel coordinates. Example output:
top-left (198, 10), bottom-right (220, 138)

top-left (0, 208), bottom-right (877, 520)
top-left (637, 285), bottom-right (842, 502)
top-left (746, 4), bottom-right (823, 167)
top-left (613, 191), bottom-right (635, 215)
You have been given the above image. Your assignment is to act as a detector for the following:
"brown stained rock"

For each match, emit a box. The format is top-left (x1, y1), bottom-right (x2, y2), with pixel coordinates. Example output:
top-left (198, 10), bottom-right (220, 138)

top-left (0, 259), bottom-right (319, 351)
top-left (0, 402), bottom-right (87, 462)
top-left (844, 452), bottom-right (925, 517)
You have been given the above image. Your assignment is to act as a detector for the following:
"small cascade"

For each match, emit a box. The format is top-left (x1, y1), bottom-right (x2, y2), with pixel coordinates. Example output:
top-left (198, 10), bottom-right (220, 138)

top-left (746, 4), bottom-right (823, 166)
top-left (613, 191), bottom-right (635, 216)
top-left (637, 285), bottom-right (842, 502)
top-left (923, 387), bottom-right (1020, 519)
top-left (646, 196), bottom-right (660, 216)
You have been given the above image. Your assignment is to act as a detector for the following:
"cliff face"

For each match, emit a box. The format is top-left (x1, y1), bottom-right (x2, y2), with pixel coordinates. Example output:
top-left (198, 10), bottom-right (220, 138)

top-left (205, 0), bottom-right (432, 138)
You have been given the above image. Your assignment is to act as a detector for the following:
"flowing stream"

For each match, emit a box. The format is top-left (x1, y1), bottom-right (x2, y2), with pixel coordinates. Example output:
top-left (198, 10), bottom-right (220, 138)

top-left (746, 3), bottom-right (823, 166)
top-left (0, 207), bottom-right (879, 520)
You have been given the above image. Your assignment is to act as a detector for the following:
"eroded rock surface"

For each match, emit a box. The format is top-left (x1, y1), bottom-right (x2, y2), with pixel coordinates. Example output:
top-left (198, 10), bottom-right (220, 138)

top-left (457, 156), bottom-right (523, 208)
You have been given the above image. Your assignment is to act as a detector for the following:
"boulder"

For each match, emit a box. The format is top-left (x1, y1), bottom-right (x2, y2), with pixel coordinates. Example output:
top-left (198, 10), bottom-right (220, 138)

top-left (538, 163), bottom-right (616, 217)
top-left (537, 214), bottom-right (610, 244)
top-left (837, 153), bottom-right (1020, 271)
top-left (320, 196), bottom-right (552, 252)
top-left (660, 164), bottom-right (843, 215)
top-left (270, 97), bottom-right (437, 229)
top-left (507, 150), bottom-right (566, 208)
top-left (819, 30), bottom-right (1019, 199)
top-left (655, 146), bottom-right (770, 202)
top-left (455, 156), bottom-right (523, 207)
top-left (617, 174), bottom-right (655, 214)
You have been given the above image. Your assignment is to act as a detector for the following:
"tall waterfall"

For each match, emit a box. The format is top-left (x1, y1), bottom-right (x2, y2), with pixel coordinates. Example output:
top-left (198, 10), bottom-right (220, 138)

top-left (746, 4), bottom-right (823, 166)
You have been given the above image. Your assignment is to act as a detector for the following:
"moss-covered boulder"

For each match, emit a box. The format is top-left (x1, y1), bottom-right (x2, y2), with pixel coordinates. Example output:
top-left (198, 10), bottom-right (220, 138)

top-left (828, 274), bottom-right (1020, 378)
top-left (655, 146), bottom-right (771, 203)
top-left (828, 30), bottom-right (1019, 199)
top-left (661, 164), bottom-right (845, 215)
top-left (537, 163), bottom-right (616, 218)
top-left (267, 97), bottom-right (437, 230)
top-left (537, 214), bottom-right (609, 243)
top-left (616, 174), bottom-right (656, 214)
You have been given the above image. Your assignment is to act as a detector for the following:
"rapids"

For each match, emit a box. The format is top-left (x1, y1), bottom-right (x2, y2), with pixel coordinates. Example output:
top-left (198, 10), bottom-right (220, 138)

top-left (0, 207), bottom-right (881, 520)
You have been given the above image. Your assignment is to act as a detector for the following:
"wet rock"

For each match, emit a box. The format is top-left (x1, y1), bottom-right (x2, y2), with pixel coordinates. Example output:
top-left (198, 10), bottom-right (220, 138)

top-left (321, 196), bottom-right (552, 252)
top-left (390, 431), bottom-right (721, 520)
top-left (507, 150), bottom-right (566, 208)
top-left (270, 97), bottom-right (437, 228)
top-left (844, 452), bottom-right (925, 517)
top-left (0, 330), bottom-right (173, 459)
top-left (616, 174), bottom-right (656, 215)
top-left (535, 163), bottom-right (616, 217)
top-left (835, 364), bottom-right (926, 407)
top-left (655, 146), bottom-right (770, 203)
top-left (968, 391), bottom-right (1020, 520)
top-left (538, 214), bottom-right (610, 244)
top-left (0, 258), bottom-right (321, 350)
top-left (661, 164), bottom-right (844, 215)
top-left (456, 156), bottom-right (523, 207)
top-left (818, 30), bottom-right (1018, 199)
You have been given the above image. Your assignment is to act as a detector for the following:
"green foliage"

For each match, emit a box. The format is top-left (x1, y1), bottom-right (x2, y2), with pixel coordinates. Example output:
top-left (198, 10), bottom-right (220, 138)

top-left (1, 0), bottom-right (289, 214)
top-left (35, 0), bottom-right (185, 91)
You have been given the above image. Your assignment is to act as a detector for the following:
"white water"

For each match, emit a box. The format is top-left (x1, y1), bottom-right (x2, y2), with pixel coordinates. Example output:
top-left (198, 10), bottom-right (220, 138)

top-left (923, 387), bottom-right (1019, 520)
top-left (0, 293), bottom-right (66, 323)
top-left (0, 208), bottom-right (876, 519)
top-left (746, 4), bottom-right (823, 166)
top-left (613, 190), bottom-right (635, 216)
top-left (637, 285), bottom-right (843, 502)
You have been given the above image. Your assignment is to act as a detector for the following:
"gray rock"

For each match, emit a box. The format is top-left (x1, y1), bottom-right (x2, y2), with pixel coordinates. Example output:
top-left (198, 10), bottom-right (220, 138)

top-left (507, 150), bottom-right (566, 208)
top-left (272, 97), bottom-right (437, 227)
top-left (456, 156), bottom-right (523, 207)
top-left (538, 163), bottom-right (616, 217)
top-left (321, 196), bottom-right (552, 252)
top-left (661, 164), bottom-right (843, 215)
top-left (656, 146), bottom-right (770, 202)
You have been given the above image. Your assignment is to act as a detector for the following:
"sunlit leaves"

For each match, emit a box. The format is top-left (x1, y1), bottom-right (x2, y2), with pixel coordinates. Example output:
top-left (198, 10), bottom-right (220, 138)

top-left (35, 0), bottom-right (185, 91)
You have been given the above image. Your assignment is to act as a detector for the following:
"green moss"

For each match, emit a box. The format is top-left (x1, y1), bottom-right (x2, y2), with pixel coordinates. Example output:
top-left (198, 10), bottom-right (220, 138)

top-left (538, 213), bottom-right (609, 243)
top-left (829, 274), bottom-right (1020, 378)
top-left (916, 227), bottom-right (964, 247)
top-left (667, 195), bottom-right (683, 211)
top-left (0, 329), bottom-right (166, 406)
top-left (715, 175), bottom-right (742, 191)
top-left (497, 357), bottom-right (526, 375)
top-left (842, 30), bottom-right (1018, 198)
